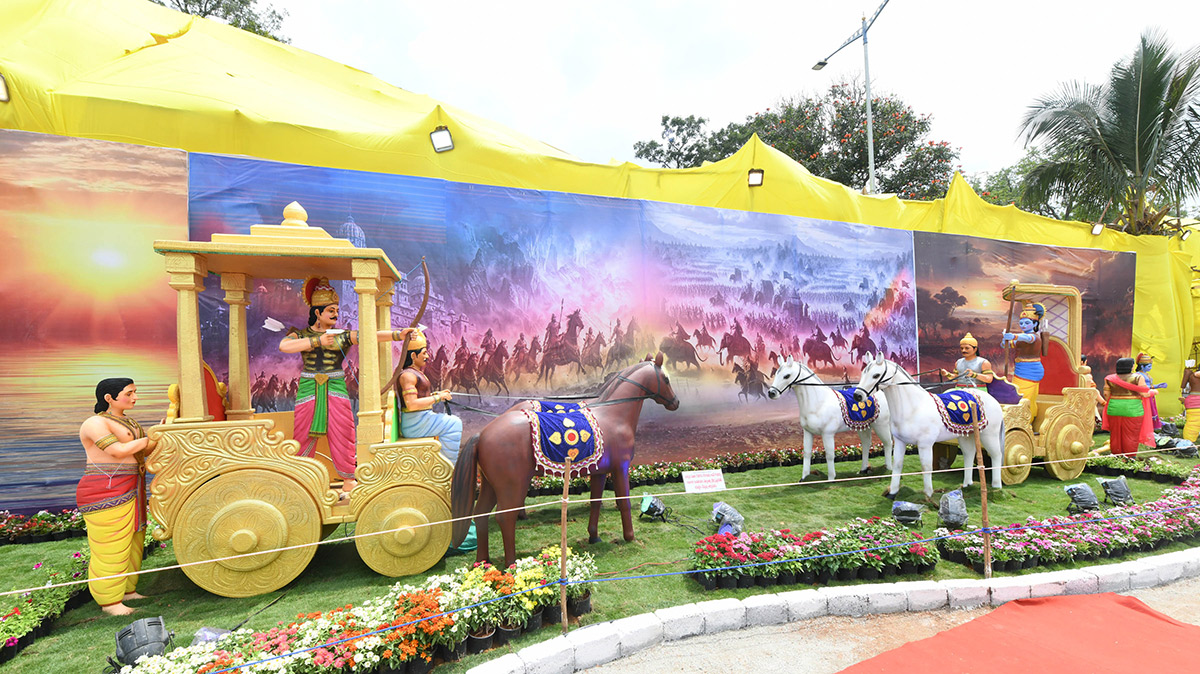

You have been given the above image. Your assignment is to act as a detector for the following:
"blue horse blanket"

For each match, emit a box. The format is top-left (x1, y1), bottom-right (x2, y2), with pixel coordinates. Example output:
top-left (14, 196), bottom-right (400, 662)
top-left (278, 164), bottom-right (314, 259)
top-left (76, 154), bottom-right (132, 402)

top-left (930, 390), bottom-right (989, 435)
top-left (835, 389), bottom-right (880, 430)
top-left (524, 401), bottom-right (604, 478)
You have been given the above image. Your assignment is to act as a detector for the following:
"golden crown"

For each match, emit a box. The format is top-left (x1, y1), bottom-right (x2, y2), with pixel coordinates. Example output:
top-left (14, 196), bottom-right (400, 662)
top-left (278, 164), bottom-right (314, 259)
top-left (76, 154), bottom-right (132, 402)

top-left (1136, 352), bottom-right (1152, 365)
top-left (959, 332), bottom-right (978, 348)
top-left (303, 277), bottom-right (339, 307)
top-left (1019, 302), bottom-right (1044, 322)
top-left (405, 327), bottom-right (428, 352)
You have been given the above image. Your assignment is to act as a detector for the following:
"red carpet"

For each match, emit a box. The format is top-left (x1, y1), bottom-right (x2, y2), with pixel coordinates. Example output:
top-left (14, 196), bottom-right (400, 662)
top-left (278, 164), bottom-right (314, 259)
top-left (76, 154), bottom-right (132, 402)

top-left (841, 593), bottom-right (1200, 673)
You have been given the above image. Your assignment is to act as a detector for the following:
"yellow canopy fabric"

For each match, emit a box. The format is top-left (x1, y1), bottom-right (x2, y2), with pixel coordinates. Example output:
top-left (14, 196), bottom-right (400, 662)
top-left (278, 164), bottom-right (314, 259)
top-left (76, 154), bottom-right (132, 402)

top-left (1, 0), bottom-right (1192, 412)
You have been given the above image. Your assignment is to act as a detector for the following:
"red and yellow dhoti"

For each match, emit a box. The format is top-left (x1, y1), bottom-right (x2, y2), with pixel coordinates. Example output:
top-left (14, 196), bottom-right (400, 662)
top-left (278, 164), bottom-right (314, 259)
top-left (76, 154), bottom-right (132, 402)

top-left (76, 464), bottom-right (145, 606)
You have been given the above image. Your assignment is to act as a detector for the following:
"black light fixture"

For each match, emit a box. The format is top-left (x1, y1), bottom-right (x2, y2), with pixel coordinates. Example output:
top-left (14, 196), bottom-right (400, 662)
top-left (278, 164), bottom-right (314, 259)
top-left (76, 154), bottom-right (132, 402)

top-left (747, 168), bottom-right (764, 187)
top-left (430, 125), bottom-right (454, 153)
top-left (711, 501), bottom-right (745, 535)
top-left (0, 73), bottom-right (9, 103)
top-left (113, 617), bottom-right (174, 666)
top-left (1183, 228), bottom-right (1192, 241)
top-left (1090, 223), bottom-right (1105, 236)
top-left (639, 493), bottom-right (667, 521)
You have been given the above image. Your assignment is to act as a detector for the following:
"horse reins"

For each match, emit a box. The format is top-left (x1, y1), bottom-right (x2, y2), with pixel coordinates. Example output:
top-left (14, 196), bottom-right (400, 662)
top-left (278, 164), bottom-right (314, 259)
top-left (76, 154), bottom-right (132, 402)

top-left (443, 363), bottom-right (676, 416)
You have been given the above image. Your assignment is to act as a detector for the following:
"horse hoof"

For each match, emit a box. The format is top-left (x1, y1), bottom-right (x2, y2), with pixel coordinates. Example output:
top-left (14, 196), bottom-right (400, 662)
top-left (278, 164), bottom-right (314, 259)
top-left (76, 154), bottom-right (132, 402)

top-left (588, 536), bottom-right (601, 544)
top-left (517, 509), bottom-right (529, 520)
top-left (623, 534), bottom-right (636, 543)
top-left (859, 467), bottom-right (872, 476)
top-left (882, 489), bottom-right (898, 500)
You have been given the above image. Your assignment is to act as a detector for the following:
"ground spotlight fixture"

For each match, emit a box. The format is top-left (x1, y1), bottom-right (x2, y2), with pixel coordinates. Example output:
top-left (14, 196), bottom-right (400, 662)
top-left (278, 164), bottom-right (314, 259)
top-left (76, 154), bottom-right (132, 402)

top-left (747, 168), bottom-right (764, 187)
top-left (712, 501), bottom-right (745, 535)
top-left (1090, 223), bottom-right (1104, 236)
top-left (812, 60), bottom-right (828, 71)
top-left (0, 73), bottom-right (9, 103)
top-left (639, 493), bottom-right (667, 521)
top-left (113, 617), bottom-right (174, 666)
top-left (430, 125), bottom-right (454, 153)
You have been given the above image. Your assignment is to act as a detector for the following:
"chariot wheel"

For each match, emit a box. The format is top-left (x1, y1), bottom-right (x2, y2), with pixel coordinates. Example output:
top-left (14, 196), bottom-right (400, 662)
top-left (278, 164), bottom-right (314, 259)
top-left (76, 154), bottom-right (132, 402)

top-left (1001, 427), bottom-right (1035, 485)
top-left (355, 485), bottom-right (451, 577)
top-left (1041, 415), bottom-right (1089, 481)
top-left (173, 469), bottom-right (321, 598)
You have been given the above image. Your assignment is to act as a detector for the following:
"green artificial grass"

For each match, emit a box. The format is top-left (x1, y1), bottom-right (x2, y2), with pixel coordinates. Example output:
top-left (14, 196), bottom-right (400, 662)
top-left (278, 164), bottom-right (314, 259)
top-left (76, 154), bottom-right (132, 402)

top-left (4, 449), bottom-right (1199, 674)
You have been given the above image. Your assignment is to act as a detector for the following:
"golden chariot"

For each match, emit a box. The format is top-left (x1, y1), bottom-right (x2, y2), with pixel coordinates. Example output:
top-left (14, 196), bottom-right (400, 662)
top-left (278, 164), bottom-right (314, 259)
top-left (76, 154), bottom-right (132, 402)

top-left (145, 203), bottom-right (451, 598)
top-left (936, 281), bottom-right (1096, 485)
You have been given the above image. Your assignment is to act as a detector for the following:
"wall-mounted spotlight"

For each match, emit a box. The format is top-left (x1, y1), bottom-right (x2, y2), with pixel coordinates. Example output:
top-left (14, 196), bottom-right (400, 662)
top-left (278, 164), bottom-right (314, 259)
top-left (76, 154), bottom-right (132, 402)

top-left (1183, 229), bottom-right (1193, 241)
top-left (747, 169), bottom-right (764, 187)
top-left (430, 125), bottom-right (453, 153)
top-left (1090, 223), bottom-right (1104, 236)
top-left (0, 73), bottom-right (9, 103)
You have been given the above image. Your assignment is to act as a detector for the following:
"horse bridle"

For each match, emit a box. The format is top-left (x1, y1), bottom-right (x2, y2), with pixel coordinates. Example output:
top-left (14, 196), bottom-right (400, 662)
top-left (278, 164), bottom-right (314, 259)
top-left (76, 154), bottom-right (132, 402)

top-left (855, 360), bottom-right (895, 400)
top-left (609, 362), bottom-right (678, 408)
top-left (767, 367), bottom-right (820, 396)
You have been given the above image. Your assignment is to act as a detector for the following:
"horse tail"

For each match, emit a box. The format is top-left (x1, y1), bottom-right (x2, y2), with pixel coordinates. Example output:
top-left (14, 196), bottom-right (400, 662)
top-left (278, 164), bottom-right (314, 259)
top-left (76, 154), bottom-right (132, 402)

top-left (450, 434), bottom-right (480, 547)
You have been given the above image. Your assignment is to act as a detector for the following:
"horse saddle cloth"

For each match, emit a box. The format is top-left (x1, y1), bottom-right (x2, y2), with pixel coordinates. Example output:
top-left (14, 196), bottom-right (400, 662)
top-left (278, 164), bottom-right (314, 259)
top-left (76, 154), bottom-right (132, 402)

top-left (835, 389), bottom-right (879, 430)
top-left (524, 401), bottom-right (604, 478)
top-left (931, 390), bottom-right (988, 435)
top-left (528, 400), bottom-right (582, 414)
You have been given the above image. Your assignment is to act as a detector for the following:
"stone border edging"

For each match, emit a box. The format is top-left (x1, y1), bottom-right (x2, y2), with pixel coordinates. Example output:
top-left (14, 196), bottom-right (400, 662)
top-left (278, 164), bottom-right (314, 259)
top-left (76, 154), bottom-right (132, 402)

top-left (465, 547), bottom-right (1200, 674)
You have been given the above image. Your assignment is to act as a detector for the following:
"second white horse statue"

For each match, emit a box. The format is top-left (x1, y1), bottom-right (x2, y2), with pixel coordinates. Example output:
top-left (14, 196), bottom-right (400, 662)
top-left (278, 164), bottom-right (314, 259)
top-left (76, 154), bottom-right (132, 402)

top-left (768, 356), bottom-right (895, 481)
top-left (852, 353), bottom-right (1004, 499)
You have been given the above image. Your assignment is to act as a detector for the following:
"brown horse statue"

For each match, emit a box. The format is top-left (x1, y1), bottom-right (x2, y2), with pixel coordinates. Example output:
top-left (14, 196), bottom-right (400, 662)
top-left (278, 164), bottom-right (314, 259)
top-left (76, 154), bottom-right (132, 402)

top-left (451, 354), bottom-right (680, 567)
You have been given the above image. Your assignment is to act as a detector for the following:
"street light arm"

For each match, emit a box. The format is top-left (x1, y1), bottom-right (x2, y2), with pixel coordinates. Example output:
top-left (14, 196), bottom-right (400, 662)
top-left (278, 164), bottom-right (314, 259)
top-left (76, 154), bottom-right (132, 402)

top-left (812, 0), bottom-right (890, 65)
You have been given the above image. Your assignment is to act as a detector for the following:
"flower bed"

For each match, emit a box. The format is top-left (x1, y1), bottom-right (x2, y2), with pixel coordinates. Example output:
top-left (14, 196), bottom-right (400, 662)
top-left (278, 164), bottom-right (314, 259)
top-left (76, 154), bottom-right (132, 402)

top-left (1, 526), bottom-right (164, 664)
top-left (117, 546), bottom-right (596, 674)
top-left (528, 444), bottom-right (891, 495)
top-left (0, 510), bottom-right (86, 545)
top-left (936, 465), bottom-right (1200, 573)
top-left (1084, 454), bottom-right (1192, 483)
top-left (688, 516), bottom-right (935, 591)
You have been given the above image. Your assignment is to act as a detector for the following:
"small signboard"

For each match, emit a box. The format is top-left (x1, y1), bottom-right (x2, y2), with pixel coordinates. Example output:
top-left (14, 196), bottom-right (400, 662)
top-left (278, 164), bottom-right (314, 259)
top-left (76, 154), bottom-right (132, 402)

top-left (681, 469), bottom-right (726, 494)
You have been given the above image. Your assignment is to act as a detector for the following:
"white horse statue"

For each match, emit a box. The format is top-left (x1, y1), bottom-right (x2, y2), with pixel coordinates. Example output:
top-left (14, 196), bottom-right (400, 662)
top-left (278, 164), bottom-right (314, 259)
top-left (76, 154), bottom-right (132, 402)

top-left (852, 353), bottom-right (1004, 499)
top-left (767, 356), bottom-right (895, 481)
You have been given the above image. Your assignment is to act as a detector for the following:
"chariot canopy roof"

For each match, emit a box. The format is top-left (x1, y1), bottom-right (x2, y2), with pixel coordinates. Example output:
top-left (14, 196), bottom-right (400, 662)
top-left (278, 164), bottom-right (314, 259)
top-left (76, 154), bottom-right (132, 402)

top-left (153, 202), bottom-right (402, 284)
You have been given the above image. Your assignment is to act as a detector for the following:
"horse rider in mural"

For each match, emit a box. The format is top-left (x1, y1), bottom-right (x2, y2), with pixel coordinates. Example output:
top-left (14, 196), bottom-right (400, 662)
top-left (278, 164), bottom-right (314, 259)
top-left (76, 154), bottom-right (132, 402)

top-left (278, 277), bottom-right (414, 498)
top-left (1002, 301), bottom-right (1046, 418)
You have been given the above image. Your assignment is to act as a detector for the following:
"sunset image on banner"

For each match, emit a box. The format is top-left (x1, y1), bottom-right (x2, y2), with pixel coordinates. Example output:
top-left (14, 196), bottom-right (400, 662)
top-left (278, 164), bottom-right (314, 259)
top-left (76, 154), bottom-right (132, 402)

top-left (0, 130), bottom-right (187, 511)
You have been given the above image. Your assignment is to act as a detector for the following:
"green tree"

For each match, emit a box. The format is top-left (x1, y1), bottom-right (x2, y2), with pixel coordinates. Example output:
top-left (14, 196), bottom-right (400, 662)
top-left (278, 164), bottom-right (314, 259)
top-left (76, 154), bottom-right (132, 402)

top-left (632, 115), bottom-right (713, 169)
top-left (1019, 30), bottom-right (1200, 235)
top-left (634, 82), bottom-right (961, 199)
top-left (153, 0), bottom-right (289, 43)
top-left (970, 147), bottom-right (1105, 222)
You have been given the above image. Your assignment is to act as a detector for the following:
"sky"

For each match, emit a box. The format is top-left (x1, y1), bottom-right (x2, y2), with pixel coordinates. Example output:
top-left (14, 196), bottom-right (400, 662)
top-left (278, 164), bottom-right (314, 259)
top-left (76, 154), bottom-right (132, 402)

top-left (277, 1), bottom-right (1200, 182)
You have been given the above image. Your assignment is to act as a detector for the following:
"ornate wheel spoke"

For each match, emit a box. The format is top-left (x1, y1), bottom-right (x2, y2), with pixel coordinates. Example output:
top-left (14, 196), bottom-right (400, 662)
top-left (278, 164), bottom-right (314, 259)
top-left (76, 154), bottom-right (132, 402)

top-left (174, 469), bottom-right (320, 598)
top-left (355, 486), bottom-right (451, 578)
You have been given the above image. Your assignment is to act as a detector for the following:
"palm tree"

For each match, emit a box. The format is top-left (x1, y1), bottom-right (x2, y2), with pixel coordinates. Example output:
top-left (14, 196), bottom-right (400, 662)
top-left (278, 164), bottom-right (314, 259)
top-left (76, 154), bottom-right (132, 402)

top-left (1019, 31), bottom-right (1200, 235)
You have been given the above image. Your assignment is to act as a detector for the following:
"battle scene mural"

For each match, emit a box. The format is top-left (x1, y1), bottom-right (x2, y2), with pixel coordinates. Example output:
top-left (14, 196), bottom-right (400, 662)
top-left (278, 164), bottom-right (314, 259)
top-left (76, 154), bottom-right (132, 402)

top-left (188, 155), bottom-right (918, 463)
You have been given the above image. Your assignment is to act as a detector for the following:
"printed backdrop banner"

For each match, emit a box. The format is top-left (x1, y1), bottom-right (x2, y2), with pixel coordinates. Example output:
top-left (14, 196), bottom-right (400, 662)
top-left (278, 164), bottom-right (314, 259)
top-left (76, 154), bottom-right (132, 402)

top-left (912, 232), bottom-right (1136, 386)
top-left (0, 130), bottom-right (1138, 512)
top-left (188, 154), bottom-right (919, 466)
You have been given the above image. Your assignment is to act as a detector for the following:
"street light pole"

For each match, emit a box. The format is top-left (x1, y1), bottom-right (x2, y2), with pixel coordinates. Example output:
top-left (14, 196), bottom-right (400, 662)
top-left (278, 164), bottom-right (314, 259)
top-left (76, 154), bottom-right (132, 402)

top-left (812, 0), bottom-right (890, 194)
top-left (861, 14), bottom-right (876, 194)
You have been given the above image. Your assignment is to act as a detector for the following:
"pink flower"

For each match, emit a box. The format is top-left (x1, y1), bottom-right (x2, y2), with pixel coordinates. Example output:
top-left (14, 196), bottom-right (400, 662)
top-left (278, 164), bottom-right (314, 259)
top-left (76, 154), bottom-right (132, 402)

top-left (32, 563), bottom-right (42, 570)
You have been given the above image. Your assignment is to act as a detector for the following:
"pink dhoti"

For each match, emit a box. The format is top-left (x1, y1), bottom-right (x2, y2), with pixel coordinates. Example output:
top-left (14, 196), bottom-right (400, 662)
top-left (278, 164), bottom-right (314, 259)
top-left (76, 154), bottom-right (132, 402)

top-left (294, 372), bottom-right (357, 479)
